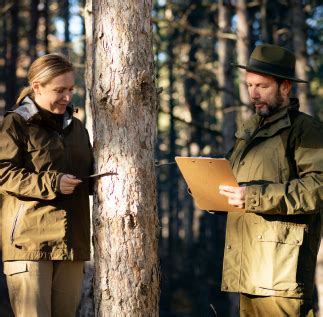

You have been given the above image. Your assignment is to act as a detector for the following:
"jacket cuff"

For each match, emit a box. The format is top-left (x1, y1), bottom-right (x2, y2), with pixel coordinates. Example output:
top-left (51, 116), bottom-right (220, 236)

top-left (245, 185), bottom-right (261, 212)
top-left (53, 173), bottom-right (64, 193)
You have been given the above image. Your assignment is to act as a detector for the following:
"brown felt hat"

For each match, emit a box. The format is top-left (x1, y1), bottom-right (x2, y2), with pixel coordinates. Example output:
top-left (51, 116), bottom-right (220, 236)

top-left (233, 44), bottom-right (308, 83)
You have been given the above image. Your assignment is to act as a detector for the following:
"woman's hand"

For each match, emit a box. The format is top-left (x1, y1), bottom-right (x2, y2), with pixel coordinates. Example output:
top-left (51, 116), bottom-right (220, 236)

top-left (59, 174), bottom-right (82, 194)
top-left (219, 185), bottom-right (246, 209)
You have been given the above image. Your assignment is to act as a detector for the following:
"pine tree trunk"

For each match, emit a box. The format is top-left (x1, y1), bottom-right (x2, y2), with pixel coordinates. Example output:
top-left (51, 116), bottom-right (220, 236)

top-left (4, 1), bottom-right (18, 110)
top-left (59, 0), bottom-right (70, 56)
top-left (316, 240), bottom-right (323, 317)
top-left (43, 0), bottom-right (49, 53)
top-left (259, 0), bottom-right (273, 44)
top-left (91, 1), bottom-right (160, 316)
top-left (0, 0), bottom-right (7, 115)
top-left (84, 0), bottom-right (93, 142)
top-left (166, 34), bottom-right (178, 248)
top-left (29, 0), bottom-right (40, 61)
top-left (291, 0), bottom-right (313, 115)
top-left (236, 0), bottom-right (253, 122)
top-left (218, 1), bottom-right (236, 153)
top-left (77, 2), bottom-right (95, 315)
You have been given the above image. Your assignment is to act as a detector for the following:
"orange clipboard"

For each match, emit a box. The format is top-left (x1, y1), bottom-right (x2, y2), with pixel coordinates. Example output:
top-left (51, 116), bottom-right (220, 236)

top-left (175, 156), bottom-right (242, 212)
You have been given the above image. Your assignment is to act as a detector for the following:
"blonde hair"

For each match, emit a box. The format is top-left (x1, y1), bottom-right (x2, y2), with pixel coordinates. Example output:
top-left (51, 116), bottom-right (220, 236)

top-left (16, 53), bottom-right (74, 105)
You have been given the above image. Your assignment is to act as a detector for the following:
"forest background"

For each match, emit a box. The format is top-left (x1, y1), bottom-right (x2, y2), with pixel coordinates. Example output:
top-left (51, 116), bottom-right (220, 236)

top-left (0, 0), bottom-right (322, 316)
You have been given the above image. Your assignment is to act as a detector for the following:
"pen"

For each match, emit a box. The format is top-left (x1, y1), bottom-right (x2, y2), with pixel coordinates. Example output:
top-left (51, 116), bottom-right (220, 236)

top-left (82, 171), bottom-right (118, 180)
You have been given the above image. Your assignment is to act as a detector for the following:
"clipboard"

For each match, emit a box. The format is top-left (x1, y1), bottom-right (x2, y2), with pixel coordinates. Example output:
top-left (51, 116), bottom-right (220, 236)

top-left (175, 156), bottom-right (242, 212)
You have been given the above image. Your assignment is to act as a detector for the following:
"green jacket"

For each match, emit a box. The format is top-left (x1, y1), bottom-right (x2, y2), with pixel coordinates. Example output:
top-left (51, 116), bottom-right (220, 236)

top-left (0, 97), bottom-right (93, 261)
top-left (222, 99), bottom-right (323, 299)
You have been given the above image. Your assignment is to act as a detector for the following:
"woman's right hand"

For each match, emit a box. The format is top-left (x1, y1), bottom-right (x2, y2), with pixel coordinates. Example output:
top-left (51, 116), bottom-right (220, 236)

top-left (59, 174), bottom-right (82, 194)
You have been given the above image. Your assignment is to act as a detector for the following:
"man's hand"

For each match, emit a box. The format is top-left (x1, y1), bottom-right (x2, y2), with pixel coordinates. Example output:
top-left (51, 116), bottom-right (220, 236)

top-left (60, 174), bottom-right (82, 194)
top-left (219, 185), bottom-right (246, 209)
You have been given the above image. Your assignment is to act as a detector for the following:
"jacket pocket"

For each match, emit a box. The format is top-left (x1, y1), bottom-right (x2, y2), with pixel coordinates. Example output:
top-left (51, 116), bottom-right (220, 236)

top-left (10, 204), bottom-right (25, 244)
top-left (3, 261), bottom-right (28, 275)
top-left (251, 224), bottom-right (304, 291)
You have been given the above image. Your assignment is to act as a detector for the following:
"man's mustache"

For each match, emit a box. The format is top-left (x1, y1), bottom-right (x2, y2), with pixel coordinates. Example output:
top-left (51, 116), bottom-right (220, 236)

top-left (252, 99), bottom-right (267, 106)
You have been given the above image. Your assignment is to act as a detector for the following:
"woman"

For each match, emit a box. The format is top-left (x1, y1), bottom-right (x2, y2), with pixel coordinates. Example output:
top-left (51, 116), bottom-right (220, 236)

top-left (0, 54), bottom-right (93, 317)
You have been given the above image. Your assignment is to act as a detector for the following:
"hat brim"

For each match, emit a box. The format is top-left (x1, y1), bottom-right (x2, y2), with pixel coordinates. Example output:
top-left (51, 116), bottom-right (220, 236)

top-left (232, 63), bottom-right (308, 83)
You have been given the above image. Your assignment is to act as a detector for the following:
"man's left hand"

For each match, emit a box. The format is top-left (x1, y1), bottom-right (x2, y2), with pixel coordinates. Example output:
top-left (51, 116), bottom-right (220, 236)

top-left (219, 185), bottom-right (246, 209)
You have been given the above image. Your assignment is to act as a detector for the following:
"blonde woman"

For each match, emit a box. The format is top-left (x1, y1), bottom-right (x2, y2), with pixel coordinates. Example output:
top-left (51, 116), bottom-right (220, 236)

top-left (0, 54), bottom-right (93, 317)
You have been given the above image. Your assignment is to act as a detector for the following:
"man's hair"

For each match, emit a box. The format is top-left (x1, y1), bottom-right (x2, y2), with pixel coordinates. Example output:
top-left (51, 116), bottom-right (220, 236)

top-left (274, 77), bottom-right (288, 86)
top-left (275, 77), bottom-right (294, 98)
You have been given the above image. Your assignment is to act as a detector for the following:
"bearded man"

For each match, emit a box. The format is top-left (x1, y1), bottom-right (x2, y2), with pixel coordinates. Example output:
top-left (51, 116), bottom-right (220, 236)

top-left (219, 44), bottom-right (323, 317)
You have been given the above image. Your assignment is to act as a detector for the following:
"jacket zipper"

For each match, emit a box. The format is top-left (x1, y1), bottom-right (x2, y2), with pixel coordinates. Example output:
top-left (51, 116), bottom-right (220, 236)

top-left (10, 204), bottom-right (24, 244)
top-left (56, 131), bottom-right (70, 170)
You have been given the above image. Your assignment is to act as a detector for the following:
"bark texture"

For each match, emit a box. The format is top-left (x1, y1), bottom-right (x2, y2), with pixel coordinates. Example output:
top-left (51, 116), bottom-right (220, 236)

top-left (78, 3), bottom-right (95, 316)
top-left (91, 1), bottom-right (159, 316)
top-left (84, 0), bottom-right (94, 141)
top-left (291, 0), bottom-right (313, 115)
top-left (218, 1), bottom-right (236, 153)
top-left (236, 0), bottom-right (253, 121)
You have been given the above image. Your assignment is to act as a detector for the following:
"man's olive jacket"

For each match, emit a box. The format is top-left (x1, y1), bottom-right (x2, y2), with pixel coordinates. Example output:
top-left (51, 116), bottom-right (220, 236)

top-left (0, 97), bottom-right (93, 261)
top-left (222, 99), bottom-right (323, 299)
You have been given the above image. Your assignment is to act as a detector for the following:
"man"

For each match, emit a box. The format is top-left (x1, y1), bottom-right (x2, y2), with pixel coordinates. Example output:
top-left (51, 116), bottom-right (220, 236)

top-left (219, 44), bottom-right (323, 316)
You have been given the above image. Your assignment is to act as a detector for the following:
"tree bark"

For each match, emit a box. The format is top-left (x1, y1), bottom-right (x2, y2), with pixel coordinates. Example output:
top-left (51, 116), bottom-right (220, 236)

top-left (184, 2), bottom-right (203, 150)
top-left (77, 2), bottom-right (95, 316)
top-left (166, 31), bottom-right (178, 249)
top-left (235, 0), bottom-right (253, 121)
top-left (218, 0), bottom-right (236, 153)
top-left (43, 0), bottom-right (49, 53)
top-left (91, 1), bottom-right (160, 316)
top-left (84, 0), bottom-right (93, 142)
top-left (29, 0), bottom-right (40, 61)
top-left (259, 0), bottom-right (274, 44)
top-left (0, 0), bottom-right (8, 115)
top-left (4, 0), bottom-right (19, 110)
top-left (62, 0), bottom-right (70, 56)
top-left (291, 0), bottom-right (313, 115)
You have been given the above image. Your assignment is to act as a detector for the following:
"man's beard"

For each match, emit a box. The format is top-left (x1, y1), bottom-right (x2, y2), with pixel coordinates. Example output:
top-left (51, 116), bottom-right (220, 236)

top-left (253, 91), bottom-right (285, 117)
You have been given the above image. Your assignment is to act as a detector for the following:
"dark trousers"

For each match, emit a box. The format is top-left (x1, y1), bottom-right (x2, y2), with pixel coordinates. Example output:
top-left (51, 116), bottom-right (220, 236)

top-left (239, 293), bottom-right (314, 317)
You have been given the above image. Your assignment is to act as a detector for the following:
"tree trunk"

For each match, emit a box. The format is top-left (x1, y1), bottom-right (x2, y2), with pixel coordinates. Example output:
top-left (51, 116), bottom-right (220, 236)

top-left (0, 0), bottom-right (8, 115)
top-left (62, 0), bottom-right (70, 56)
top-left (235, 0), bottom-right (253, 121)
top-left (43, 0), bottom-right (49, 53)
top-left (1, 3), bottom-right (16, 314)
top-left (77, 2), bottom-right (95, 316)
top-left (291, 0), bottom-right (313, 115)
top-left (166, 33), bottom-right (178, 249)
top-left (84, 0), bottom-right (93, 142)
top-left (91, 1), bottom-right (160, 316)
top-left (316, 239), bottom-right (323, 317)
top-left (259, 0), bottom-right (274, 44)
top-left (184, 2), bottom-right (203, 151)
top-left (218, 0), bottom-right (236, 153)
top-left (4, 0), bottom-right (19, 110)
top-left (29, 0), bottom-right (40, 61)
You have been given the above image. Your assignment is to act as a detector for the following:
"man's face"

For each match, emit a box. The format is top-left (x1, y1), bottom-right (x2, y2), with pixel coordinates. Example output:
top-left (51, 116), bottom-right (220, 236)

top-left (245, 71), bottom-right (290, 117)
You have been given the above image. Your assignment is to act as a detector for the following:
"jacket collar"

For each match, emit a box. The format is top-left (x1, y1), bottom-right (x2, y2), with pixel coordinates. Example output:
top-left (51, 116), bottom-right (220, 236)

top-left (236, 98), bottom-right (300, 141)
top-left (13, 96), bottom-right (74, 129)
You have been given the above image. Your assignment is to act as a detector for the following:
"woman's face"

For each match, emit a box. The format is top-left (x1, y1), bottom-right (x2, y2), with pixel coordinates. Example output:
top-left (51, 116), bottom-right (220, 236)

top-left (32, 71), bottom-right (75, 114)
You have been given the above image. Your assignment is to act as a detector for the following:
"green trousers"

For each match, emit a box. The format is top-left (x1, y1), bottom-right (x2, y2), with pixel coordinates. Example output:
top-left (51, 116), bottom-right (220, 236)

top-left (4, 260), bottom-right (84, 317)
top-left (240, 293), bottom-right (315, 317)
